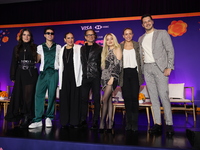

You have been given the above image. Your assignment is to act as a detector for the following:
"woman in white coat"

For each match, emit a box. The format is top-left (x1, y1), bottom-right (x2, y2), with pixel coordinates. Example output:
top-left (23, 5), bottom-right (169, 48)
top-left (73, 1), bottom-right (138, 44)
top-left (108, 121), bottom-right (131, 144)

top-left (59, 32), bottom-right (82, 128)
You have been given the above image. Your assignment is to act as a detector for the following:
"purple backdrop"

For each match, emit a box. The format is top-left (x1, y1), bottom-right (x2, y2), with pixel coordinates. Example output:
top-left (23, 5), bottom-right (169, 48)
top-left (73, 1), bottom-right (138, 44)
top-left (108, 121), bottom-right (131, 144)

top-left (0, 14), bottom-right (199, 105)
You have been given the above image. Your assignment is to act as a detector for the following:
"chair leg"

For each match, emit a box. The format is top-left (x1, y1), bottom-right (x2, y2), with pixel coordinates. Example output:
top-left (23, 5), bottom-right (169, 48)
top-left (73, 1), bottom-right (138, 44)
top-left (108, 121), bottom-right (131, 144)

top-left (184, 104), bottom-right (188, 118)
top-left (122, 108), bottom-right (126, 119)
top-left (146, 107), bottom-right (150, 124)
top-left (3, 103), bottom-right (8, 117)
top-left (150, 106), bottom-right (155, 124)
top-left (112, 105), bottom-right (116, 122)
top-left (192, 104), bottom-right (196, 122)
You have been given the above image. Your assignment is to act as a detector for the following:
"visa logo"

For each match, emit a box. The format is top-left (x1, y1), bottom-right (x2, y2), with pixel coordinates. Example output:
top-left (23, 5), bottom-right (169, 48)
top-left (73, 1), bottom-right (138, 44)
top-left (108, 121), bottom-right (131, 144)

top-left (81, 26), bottom-right (92, 30)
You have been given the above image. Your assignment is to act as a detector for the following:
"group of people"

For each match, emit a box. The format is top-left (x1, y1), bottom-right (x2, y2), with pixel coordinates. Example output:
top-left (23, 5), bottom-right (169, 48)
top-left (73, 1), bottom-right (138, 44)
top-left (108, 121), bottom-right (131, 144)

top-left (5, 14), bottom-right (175, 136)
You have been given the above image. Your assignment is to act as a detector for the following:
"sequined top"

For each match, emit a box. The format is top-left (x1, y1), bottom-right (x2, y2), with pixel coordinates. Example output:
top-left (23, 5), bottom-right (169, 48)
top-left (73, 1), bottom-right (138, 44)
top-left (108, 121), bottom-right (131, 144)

top-left (101, 49), bottom-right (122, 89)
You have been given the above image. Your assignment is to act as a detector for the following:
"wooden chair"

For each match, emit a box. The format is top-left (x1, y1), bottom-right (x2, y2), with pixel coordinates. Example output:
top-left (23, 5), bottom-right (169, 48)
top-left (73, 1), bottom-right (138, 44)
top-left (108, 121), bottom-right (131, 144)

top-left (0, 99), bottom-right (10, 117)
top-left (0, 85), bottom-right (13, 116)
top-left (142, 83), bottom-right (196, 122)
top-left (167, 83), bottom-right (196, 121)
top-left (112, 86), bottom-right (153, 124)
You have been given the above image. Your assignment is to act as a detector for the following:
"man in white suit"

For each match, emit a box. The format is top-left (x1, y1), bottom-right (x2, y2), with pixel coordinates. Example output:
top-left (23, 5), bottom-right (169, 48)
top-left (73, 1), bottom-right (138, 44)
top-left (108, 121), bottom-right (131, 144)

top-left (138, 14), bottom-right (175, 136)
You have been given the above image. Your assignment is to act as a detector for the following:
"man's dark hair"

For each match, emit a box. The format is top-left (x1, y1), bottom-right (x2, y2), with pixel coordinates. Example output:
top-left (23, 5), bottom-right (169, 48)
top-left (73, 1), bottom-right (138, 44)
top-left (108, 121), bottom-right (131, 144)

top-left (84, 29), bottom-right (97, 40)
top-left (44, 27), bottom-right (55, 34)
top-left (141, 14), bottom-right (153, 23)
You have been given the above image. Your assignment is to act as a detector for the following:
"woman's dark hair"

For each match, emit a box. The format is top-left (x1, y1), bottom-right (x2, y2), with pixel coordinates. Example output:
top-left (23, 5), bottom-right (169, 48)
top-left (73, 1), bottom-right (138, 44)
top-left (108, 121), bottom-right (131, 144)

top-left (15, 28), bottom-right (37, 61)
top-left (123, 28), bottom-right (133, 35)
top-left (64, 32), bottom-right (74, 38)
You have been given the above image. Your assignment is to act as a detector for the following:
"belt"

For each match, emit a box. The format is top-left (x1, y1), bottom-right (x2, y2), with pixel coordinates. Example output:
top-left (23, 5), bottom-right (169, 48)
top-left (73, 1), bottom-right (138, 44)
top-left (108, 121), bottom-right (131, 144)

top-left (18, 60), bottom-right (36, 70)
top-left (18, 65), bottom-right (36, 70)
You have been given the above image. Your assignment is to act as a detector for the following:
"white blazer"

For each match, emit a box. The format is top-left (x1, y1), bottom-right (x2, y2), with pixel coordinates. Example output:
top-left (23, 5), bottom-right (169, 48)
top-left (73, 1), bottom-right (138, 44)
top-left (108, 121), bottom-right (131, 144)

top-left (58, 44), bottom-right (82, 89)
top-left (37, 44), bottom-right (61, 71)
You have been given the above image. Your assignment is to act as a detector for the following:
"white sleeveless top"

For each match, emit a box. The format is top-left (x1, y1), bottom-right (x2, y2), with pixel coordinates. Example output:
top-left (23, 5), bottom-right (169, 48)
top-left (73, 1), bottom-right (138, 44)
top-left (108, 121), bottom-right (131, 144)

top-left (123, 48), bottom-right (138, 69)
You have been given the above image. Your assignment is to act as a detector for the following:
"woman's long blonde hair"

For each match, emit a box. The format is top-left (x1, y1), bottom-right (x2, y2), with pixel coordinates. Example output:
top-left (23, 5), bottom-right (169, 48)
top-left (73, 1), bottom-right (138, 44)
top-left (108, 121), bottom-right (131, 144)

top-left (101, 33), bottom-right (120, 69)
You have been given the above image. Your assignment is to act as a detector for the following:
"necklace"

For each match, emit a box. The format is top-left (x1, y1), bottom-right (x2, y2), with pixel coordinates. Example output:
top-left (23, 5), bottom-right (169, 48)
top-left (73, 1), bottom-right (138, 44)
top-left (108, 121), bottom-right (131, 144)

top-left (23, 49), bottom-right (26, 60)
top-left (23, 45), bottom-right (28, 60)
top-left (46, 42), bottom-right (53, 49)
top-left (66, 48), bottom-right (73, 63)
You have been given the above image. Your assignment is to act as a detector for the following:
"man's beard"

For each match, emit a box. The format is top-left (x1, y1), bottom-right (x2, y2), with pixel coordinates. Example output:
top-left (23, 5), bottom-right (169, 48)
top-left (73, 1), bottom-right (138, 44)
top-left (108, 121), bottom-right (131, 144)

top-left (145, 26), bottom-right (153, 31)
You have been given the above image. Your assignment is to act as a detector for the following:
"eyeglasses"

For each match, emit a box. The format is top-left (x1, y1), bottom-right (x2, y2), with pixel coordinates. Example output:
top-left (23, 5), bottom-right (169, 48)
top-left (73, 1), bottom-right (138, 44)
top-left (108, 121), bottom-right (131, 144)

top-left (86, 34), bottom-right (95, 37)
top-left (45, 32), bottom-right (54, 35)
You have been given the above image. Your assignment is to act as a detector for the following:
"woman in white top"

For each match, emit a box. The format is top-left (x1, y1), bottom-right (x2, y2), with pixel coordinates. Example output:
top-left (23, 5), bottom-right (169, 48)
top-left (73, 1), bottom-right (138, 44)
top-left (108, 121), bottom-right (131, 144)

top-left (119, 28), bottom-right (143, 131)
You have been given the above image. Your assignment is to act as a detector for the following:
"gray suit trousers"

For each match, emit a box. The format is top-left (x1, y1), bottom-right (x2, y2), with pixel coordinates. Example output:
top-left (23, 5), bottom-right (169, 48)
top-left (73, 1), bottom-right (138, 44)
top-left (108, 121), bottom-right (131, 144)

top-left (144, 63), bottom-right (173, 125)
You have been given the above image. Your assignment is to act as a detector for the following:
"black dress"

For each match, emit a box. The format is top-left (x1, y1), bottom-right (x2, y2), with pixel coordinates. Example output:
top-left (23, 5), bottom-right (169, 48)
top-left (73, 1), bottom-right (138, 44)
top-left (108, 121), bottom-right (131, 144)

top-left (5, 42), bottom-right (38, 122)
top-left (59, 47), bottom-right (81, 126)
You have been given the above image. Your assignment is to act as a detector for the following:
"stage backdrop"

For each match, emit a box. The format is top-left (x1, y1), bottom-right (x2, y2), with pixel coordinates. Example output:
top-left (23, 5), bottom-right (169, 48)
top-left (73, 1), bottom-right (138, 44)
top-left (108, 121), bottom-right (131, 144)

top-left (0, 12), bottom-right (199, 106)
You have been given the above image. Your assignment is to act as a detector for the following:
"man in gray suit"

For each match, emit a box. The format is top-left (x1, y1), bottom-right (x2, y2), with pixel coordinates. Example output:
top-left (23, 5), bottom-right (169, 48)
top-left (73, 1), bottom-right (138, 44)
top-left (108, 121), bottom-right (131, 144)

top-left (138, 14), bottom-right (175, 136)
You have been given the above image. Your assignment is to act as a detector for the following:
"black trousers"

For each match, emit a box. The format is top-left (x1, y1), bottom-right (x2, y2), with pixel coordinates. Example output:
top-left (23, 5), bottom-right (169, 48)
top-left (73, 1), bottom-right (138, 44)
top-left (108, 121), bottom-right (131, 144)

top-left (121, 68), bottom-right (139, 129)
top-left (60, 69), bottom-right (81, 126)
top-left (81, 77), bottom-right (101, 122)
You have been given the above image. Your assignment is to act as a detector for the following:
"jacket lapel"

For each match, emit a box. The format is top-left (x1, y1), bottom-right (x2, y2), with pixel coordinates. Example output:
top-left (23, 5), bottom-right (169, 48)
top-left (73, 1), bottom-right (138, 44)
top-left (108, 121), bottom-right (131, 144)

top-left (152, 29), bottom-right (158, 52)
top-left (133, 41), bottom-right (139, 61)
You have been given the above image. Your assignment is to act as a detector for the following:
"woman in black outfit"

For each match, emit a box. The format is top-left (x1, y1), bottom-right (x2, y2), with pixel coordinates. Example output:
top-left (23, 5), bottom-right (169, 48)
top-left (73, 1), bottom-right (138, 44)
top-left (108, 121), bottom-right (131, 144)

top-left (119, 28), bottom-right (143, 131)
top-left (58, 32), bottom-right (82, 128)
top-left (5, 29), bottom-right (38, 128)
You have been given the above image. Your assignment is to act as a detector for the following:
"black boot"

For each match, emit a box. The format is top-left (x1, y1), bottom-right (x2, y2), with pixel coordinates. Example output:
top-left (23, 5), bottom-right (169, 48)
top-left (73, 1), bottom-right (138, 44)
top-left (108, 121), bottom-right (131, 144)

top-left (131, 120), bottom-right (138, 132)
top-left (20, 115), bottom-right (30, 128)
top-left (91, 120), bottom-right (98, 130)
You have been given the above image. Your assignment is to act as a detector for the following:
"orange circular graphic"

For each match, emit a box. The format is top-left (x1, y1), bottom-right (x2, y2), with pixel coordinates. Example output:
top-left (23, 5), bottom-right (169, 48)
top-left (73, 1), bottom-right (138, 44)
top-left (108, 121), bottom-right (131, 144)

top-left (168, 20), bottom-right (187, 37)
top-left (2, 36), bottom-right (9, 43)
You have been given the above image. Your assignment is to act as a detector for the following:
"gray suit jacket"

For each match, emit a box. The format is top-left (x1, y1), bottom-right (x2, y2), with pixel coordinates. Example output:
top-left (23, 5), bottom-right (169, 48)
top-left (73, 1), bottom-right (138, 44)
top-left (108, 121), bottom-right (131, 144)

top-left (138, 29), bottom-right (175, 73)
top-left (119, 40), bottom-right (144, 86)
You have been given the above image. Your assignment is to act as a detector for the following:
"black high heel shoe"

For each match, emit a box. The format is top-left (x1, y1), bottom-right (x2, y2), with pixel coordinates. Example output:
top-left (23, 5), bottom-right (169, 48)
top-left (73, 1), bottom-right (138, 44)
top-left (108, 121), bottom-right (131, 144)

top-left (99, 121), bottom-right (105, 133)
top-left (106, 120), bottom-right (114, 133)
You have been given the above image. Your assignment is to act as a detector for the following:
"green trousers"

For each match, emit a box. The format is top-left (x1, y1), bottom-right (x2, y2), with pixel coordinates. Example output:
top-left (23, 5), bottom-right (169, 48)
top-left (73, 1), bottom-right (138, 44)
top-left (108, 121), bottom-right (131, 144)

top-left (33, 69), bottom-right (58, 122)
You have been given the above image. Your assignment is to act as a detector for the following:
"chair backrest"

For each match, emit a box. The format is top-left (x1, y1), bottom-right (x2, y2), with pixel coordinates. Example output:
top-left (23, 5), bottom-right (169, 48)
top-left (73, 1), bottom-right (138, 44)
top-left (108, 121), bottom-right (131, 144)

top-left (168, 83), bottom-right (185, 99)
top-left (112, 86), bottom-right (124, 101)
top-left (6, 85), bottom-right (14, 99)
top-left (113, 86), bottom-right (150, 101)
top-left (112, 84), bottom-right (185, 102)
top-left (140, 83), bottom-right (185, 99)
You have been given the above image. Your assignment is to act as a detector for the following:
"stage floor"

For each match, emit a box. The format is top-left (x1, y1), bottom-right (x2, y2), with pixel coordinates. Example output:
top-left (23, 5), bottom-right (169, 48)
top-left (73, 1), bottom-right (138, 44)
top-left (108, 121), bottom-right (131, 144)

top-left (0, 109), bottom-right (199, 150)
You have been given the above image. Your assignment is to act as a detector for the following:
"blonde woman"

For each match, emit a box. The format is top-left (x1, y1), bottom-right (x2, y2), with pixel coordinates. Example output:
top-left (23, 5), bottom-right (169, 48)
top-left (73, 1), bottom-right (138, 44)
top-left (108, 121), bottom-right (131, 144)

top-left (99, 33), bottom-right (122, 133)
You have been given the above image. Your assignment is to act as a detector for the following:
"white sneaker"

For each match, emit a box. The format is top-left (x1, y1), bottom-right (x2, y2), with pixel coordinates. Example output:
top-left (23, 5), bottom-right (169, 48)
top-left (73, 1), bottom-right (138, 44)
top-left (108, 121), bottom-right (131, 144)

top-left (28, 121), bottom-right (42, 128)
top-left (45, 118), bottom-right (52, 127)
top-left (28, 127), bottom-right (42, 133)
